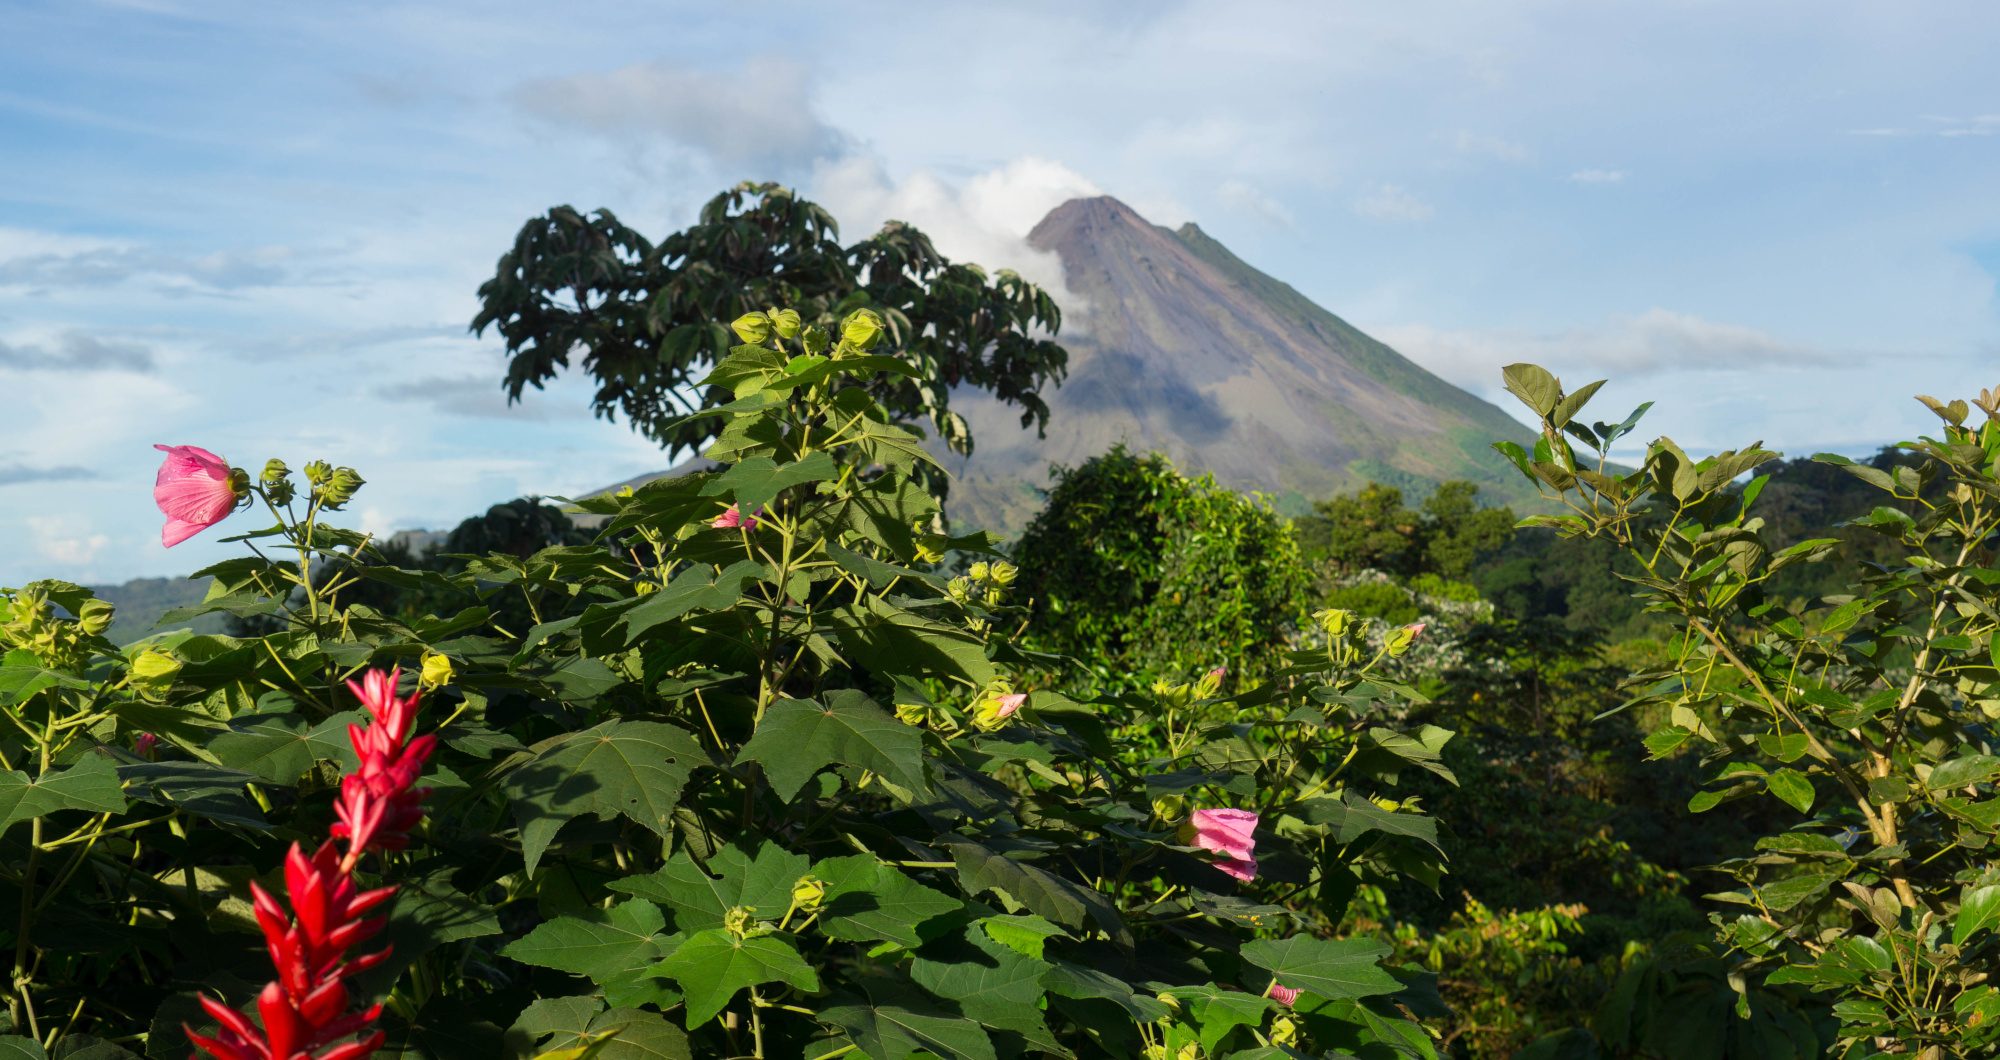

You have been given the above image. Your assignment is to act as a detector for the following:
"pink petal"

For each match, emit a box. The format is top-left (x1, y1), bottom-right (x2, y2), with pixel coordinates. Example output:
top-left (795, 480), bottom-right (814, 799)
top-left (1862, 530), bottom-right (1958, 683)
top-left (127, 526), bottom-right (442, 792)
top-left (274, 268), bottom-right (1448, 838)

top-left (995, 693), bottom-right (1027, 718)
top-left (1270, 983), bottom-right (1300, 1007)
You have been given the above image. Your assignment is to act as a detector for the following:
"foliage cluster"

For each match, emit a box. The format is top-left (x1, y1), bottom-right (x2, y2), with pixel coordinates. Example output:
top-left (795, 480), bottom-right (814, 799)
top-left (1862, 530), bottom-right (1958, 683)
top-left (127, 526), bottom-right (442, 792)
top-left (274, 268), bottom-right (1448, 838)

top-left (1011, 445), bottom-right (1312, 692)
top-left (0, 308), bottom-right (1468, 1060)
top-left (1494, 364), bottom-right (2000, 1057)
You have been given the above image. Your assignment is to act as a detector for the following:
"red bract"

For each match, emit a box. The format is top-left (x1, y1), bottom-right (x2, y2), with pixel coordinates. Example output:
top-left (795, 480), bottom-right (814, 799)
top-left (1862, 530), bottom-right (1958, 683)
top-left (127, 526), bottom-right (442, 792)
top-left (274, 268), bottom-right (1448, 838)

top-left (187, 668), bottom-right (431, 1060)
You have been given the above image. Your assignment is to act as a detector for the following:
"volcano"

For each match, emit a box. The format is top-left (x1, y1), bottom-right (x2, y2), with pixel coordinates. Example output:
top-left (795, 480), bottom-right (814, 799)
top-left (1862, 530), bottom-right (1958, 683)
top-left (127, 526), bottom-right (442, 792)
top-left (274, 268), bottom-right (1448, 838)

top-left (936, 196), bottom-right (1538, 534)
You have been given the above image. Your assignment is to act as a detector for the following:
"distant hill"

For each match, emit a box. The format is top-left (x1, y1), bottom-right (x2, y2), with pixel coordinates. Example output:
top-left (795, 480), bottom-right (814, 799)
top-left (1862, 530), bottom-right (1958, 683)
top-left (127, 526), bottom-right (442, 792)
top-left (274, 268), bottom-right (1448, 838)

top-left (90, 576), bottom-right (219, 643)
top-left (935, 196), bottom-right (1540, 534)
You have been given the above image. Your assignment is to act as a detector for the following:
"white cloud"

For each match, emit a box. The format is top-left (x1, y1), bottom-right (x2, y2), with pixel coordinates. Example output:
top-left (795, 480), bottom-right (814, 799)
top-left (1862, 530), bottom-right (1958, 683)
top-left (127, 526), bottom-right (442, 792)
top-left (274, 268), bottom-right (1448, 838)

top-left (1216, 179), bottom-right (1294, 225)
top-left (1352, 183), bottom-right (1433, 222)
top-left (26, 515), bottom-right (110, 570)
top-left (513, 56), bottom-right (846, 170)
top-left (1567, 168), bottom-right (1627, 184)
top-left (1452, 130), bottom-right (1531, 162)
top-left (810, 155), bottom-right (1100, 317)
top-left (1376, 308), bottom-right (1843, 390)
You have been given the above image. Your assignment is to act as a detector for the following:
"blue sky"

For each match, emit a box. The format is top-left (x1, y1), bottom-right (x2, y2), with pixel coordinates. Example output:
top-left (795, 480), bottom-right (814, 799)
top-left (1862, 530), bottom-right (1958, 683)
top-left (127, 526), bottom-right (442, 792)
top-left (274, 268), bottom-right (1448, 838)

top-left (2, 0), bottom-right (1996, 585)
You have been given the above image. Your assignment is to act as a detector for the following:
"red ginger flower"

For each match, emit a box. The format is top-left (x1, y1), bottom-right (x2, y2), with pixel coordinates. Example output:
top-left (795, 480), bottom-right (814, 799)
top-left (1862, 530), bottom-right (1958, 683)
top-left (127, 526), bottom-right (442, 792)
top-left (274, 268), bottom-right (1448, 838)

top-left (188, 668), bottom-right (432, 1060)
top-left (330, 668), bottom-right (436, 864)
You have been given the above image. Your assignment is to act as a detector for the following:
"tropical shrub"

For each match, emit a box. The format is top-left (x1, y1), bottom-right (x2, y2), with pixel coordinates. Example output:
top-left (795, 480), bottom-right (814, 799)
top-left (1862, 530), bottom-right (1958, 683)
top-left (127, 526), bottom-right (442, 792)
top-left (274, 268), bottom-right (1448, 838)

top-left (1494, 365), bottom-right (2000, 1057)
top-left (1011, 445), bottom-right (1312, 691)
top-left (0, 308), bottom-right (1463, 1059)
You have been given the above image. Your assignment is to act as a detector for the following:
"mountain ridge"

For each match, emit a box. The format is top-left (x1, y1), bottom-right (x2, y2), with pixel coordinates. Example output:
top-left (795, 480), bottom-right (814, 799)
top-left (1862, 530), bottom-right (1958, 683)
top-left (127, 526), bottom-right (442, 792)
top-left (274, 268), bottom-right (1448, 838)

top-left (935, 195), bottom-right (1538, 533)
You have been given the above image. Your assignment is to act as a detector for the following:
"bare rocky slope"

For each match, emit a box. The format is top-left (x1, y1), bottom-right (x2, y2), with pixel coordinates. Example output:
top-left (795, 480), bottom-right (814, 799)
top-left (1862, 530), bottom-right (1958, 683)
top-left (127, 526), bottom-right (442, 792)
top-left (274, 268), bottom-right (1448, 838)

top-left (935, 195), bottom-right (1539, 534)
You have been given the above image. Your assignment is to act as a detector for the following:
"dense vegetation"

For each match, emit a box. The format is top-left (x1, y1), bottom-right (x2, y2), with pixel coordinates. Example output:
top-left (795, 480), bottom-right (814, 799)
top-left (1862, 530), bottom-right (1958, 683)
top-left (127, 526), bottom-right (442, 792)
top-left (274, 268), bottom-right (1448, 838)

top-left (6, 180), bottom-right (1995, 1059)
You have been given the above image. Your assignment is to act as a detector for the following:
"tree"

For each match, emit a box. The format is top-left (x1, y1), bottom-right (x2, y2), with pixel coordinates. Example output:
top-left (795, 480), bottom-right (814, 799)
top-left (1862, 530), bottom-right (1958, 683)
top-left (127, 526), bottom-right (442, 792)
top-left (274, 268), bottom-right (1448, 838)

top-left (471, 181), bottom-right (1070, 462)
top-left (1012, 445), bottom-right (1310, 687)
top-left (1296, 480), bottom-right (1515, 579)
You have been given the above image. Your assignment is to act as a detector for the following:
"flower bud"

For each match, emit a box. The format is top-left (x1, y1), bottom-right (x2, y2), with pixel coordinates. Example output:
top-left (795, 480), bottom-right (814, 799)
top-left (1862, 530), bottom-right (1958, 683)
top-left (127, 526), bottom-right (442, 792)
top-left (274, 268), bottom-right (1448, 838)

top-left (1385, 621), bottom-right (1426, 657)
top-left (895, 702), bottom-right (929, 726)
top-left (947, 577), bottom-right (975, 604)
top-left (723, 905), bottom-right (759, 940)
top-left (769, 308), bottom-right (803, 340)
top-left (801, 325), bottom-right (830, 355)
top-left (1270, 1014), bottom-right (1301, 1046)
top-left (790, 875), bottom-right (826, 914)
top-left (1313, 608), bottom-right (1353, 638)
top-left (419, 650), bottom-right (454, 689)
top-left (988, 561), bottom-right (1018, 586)
top-left (840, 309), bottom-right (884, 350)
top-left (971, 688), bottom-right (1027, 731)
top-left (130, 649), bottom-right (182, 696)
top-left (133, 732), bottom-right (159, 760)
top-left (317, 466), bottom-right (365, 509)
top-left (983, 587), bottom-right (1003, 607)
top-left (968, 561), bottom-right (991, 583)
top-left (261, 458), bottom-right (290, 484)
top-left (77, 598), bottom-right (115, 637)
top-left (915, 535), bottom-right (946, 564)
top-left (303, 460), bottom-right (333, 486)
top-left (1151, 794), bottom-right (1187, 823)
top-left (730, 311), bottom-right (773, 345)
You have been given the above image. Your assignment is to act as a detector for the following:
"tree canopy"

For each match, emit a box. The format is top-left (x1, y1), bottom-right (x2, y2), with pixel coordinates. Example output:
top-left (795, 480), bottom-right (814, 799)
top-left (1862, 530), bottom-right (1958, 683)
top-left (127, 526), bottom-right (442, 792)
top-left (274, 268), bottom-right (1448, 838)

top-left (472, 181), bottom-right (1070, 461)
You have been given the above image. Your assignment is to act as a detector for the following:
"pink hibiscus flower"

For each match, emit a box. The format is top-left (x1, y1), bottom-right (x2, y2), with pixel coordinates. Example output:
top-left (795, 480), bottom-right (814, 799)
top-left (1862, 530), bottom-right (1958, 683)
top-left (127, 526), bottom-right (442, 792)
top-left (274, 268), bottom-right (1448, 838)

top-left (1270, 983), bottom-right (1300, 1007)
top-left (711, 506), bottom-right (762, 531)
top-left (1188, 807), bottom-right (1259, 882)
top-left (153, 444), bottom-right (242, 547)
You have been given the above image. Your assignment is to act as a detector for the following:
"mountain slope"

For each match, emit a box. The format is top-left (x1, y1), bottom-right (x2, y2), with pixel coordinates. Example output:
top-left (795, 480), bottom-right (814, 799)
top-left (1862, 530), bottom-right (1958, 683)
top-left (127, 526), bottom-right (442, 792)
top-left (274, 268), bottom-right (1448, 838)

top-left (936, 196), bottom-right (1539, 534)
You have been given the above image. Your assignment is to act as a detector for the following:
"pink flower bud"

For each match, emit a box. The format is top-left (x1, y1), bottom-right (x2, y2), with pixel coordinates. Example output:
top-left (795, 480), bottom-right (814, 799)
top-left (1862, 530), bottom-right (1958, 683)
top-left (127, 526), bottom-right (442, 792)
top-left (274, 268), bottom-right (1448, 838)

top-left (1270, 983), bottom-right (1301, 1007)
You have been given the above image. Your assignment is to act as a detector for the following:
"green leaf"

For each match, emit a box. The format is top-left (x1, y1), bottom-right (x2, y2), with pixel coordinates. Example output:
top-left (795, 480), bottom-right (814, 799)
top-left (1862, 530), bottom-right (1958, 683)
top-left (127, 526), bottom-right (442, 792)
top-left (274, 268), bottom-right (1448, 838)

top-left (1501, 363), bottom-right (1563, 417)
top-left (820, 982), bottom-right (999, 1060)
top-left (828, 597), bottom-right (995, 686)
top-left (1759, 871), bottom-right (1840, 912)
top-left (0, 650), bottom-right (87, 703)
top-left (1239, 936), bottom-right (1400, 1000)
top-left (503, 720), bottom-right (707, 875)
top-left (1643, 725), bottom-right (1694, 759)
top-left (980, 914), bottom-right (1067, 960)
top-left (812, 855), bottom-right (959, 947)
top-left (736, 690), bottom-right (927, 801)
top-left (1549, 379), bottom-right (1605, 428)
top-left (911, 927), bottom-right (1055, 1048)
top-left (1767, 768), bottom-right (1815, 814)
top-left (0, 756), bottom-right (125, 836)
top-left (508, 996), bottom-right (691, 1060)
top-left (1956, 885), bottom-right (2000, 946)
top-left (1300, 792), bottom-right (1440, 851)
top-left (620, 560), bottom-right (767, 642)
top-left (118, 761), bottom-right (266, 829)
top-left (701, 452), bottom-right (837, 509)
top-left (648, 928), bottom-right (819, 1027)
top-left (0, 1036), bottom-right (47, 1060)
top-left (207, 711), bottom-right (362, 783)
top-left (1930, 754), bottom-right (2000, 792)
top-left (502, 900), bottom-right (672, 986)
top-left (1042, 961), bottom-right (1171, 1022)
top-left (942, 838), bottom-right (1121, 938)
top-left (610, 844), bottom-right (811, 933)
top-left (1756, 732), bottom-right (1811, 764)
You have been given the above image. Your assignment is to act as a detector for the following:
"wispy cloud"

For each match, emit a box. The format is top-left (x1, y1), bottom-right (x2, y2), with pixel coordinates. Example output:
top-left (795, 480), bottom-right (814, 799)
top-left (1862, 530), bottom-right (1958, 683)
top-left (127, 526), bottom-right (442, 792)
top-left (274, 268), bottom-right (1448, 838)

top-left (1377, 308), bottom-right (1849, 389)
top-left (1352, 183), bottom-right (1433, 222)
top-left (1216, 179), bottom-right (1294, 225)
top-left (1845, 115), bottom-right (2000, 138)
top-left (1567, 168), bottom-right (1627, 184)
top-left (0, 241), bottom-right (297, 292)
top-left (0, 463), bottom-right (97, 486)
top-left (0, 332), bottom-right (155, 372)
top-left (512, 56), bottom-right (847, 170)
top-left (376, 375), bottom-right (551, 421)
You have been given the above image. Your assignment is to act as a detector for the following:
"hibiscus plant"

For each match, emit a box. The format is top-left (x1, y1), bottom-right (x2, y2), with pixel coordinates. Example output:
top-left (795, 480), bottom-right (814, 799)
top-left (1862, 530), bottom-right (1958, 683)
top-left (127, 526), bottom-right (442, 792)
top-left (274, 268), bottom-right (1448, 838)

top-left (1493, 365), bottom-right (2000, 1058)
